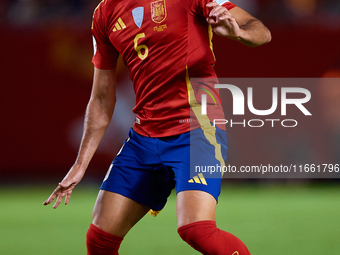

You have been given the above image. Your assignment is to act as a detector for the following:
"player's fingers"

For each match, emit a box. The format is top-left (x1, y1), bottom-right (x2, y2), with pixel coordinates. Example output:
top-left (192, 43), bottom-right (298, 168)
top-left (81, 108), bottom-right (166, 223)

top-left (209, 6), bottom-right (224, 17)
top-left (220, 15), bottom-right (235, 25)
top-left (43, 193), bottom-right (54, 205)
top-left (43, 197), bottom-right (53, 205)
top-left (216, 9), bottom-right (236, 26)
top-left (43, 186), bottom-right (61, 205)
top-left (215, 7), bottom-right (231, 18)
top-left (64, 189), bottom-right (73, 205)
top-left (206, 17), bottom-right (220, 25)
top-left (206, 2), bottom-right (219, 8)
top-left (209, 4), bottom-right (231, 14)
top-left (209, 8), bottom-right (233, 24)
top-left (224, 17), bottom-right (240, 33)
top-left (65, 194), bottom-right (71, 205)
top-left (53, 192), bottom-right (66, 209)
top-left (207, 10), bottom-right (232, 26)
top-left (207, 7), bottom-right (223, 24)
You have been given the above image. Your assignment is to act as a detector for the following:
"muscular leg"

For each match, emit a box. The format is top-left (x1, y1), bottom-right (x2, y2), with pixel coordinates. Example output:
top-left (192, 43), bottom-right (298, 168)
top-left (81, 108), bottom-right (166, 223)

top-left (177, 190), bottom-right (251, 255)
top-left (86, 190), bottom-right (150, 254)
top-left (176, 190), bottom-right (216, 228)
top-left (92, 190), bottom-right (150, 236)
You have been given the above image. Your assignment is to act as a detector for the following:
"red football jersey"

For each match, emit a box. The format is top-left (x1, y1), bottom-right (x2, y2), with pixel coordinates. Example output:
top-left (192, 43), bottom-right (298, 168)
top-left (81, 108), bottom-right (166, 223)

top-left (92, 0), bottom-right (236, 137)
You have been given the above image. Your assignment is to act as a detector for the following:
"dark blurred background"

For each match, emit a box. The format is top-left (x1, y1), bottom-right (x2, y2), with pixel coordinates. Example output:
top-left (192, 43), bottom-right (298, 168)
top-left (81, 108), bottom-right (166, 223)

top-left (1, 0), bottom-right (339, 183)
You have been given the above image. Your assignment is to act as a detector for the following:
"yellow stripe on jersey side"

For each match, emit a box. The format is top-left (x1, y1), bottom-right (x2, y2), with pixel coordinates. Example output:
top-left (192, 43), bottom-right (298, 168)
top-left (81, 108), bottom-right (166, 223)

top-left (208, 25), bottom-right (216, 62)
top-left (93, 0), bottom-right (105, 15)
top-left (185, 67), bottom-right (225, 176)
top-left (91, 0), bottom-right (105, 29)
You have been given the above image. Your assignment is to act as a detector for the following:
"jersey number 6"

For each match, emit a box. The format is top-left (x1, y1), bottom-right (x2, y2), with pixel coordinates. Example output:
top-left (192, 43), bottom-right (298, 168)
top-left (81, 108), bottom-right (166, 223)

top-left (134, 33), bottom-right (149, 60)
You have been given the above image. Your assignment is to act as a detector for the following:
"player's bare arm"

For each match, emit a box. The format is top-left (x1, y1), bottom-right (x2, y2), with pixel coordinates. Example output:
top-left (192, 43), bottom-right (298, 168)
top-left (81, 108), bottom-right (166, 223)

top-left (206, 2), bottom-right (271, 47)
top-left (43, 68), bottom-right (117, 209)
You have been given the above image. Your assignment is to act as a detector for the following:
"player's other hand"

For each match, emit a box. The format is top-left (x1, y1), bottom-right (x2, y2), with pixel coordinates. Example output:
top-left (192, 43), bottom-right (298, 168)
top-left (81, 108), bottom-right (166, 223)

top-left (43, 166), bottom-right (85, 209)
top-left (206, 2), bottom-right (242, 39)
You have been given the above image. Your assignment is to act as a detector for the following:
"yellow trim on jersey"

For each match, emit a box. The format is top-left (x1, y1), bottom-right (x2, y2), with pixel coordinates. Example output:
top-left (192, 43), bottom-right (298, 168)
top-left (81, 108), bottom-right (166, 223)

top-left (185, 67), bottom-right (225, 175)
top-left (94, 0), bottom-right (105, 15)
top-left (208, 25), bottom-right (216, 62)
top-left (92, 0), bottom-right (105, 29)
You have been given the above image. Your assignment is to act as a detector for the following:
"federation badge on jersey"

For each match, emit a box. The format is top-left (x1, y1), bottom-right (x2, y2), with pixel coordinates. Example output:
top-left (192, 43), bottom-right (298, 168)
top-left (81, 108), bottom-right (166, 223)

top-left (151, 0), bottom-right (167, 23)
top-left (132, 7), bottom-right (144, 28)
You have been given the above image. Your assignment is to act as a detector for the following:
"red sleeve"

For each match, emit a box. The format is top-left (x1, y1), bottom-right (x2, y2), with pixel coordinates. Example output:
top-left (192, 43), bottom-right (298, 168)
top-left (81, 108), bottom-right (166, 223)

top-left (91, 4), bottom-right (119, 70)
top-left (186, 0), bottom-right (236, 18)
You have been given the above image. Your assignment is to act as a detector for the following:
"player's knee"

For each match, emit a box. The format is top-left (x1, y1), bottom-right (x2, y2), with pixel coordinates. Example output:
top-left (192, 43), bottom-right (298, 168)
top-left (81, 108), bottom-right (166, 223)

top-left (177, 220), bottom-right (218, 251)
top-left (86, 224), bottom-right (123, 255)
top-left (178, 225), bottom-right (200, 247)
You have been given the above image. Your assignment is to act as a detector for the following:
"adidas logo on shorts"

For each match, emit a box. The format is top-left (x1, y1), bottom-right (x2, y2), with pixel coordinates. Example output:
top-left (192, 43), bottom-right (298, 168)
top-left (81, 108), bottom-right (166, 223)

top-left (188, 173), bottom-right (207, 185)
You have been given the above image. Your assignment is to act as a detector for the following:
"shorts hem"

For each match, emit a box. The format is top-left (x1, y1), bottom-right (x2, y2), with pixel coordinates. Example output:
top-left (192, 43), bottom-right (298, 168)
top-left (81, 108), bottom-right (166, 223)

top-left (175, 187), bottom-right (220, 203)
top-left (100, 185), bottom-right (166, 212)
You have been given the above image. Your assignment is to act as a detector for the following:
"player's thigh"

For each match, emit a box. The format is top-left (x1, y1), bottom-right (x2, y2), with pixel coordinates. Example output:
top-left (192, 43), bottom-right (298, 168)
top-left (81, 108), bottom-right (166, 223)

top-left (176, 190), bottom-right (217, 228)
top-left (92, 190), bottom-right (150, 237)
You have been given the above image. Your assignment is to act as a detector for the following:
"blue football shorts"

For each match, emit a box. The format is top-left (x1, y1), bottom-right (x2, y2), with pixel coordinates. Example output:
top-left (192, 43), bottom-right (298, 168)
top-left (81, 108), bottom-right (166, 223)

top-left (100, 127), bottom-right (228, 211)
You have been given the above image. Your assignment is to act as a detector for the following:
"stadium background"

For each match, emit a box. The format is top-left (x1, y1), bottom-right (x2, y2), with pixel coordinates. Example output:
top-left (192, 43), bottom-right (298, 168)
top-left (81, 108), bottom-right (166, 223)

top-left (1, 0), bottom-right (339, 254)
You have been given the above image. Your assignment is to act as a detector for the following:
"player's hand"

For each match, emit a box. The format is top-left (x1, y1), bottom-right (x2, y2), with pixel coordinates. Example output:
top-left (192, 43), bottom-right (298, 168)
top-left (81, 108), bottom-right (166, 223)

top-left (43, 166), bottom-right (85, 209)
top-left (206, 2), bottom-right (243, 39)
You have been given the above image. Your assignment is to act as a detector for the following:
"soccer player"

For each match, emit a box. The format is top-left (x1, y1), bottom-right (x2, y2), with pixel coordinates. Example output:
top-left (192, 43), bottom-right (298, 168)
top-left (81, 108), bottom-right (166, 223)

top-left (44, 0), bottom-right (271, 254)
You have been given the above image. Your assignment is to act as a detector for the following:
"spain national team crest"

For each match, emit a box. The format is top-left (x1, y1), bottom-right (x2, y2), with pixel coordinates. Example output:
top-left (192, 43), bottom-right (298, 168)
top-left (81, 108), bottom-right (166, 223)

top-left (151, 0), bottom-right (167, 23)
